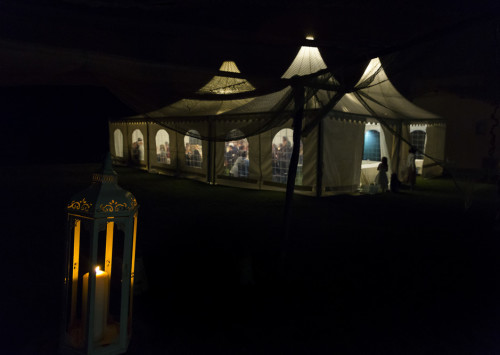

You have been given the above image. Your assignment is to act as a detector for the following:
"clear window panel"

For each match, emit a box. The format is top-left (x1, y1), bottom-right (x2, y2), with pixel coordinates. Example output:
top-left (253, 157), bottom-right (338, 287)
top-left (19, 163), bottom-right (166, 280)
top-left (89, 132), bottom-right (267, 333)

top-left (363, 130), bottom-right (381, 161)
top-left (113, 129), bottom-right (123, 158)
top-left (184, 130), bottom-right (202, 168)
top-left (224, 129), bottom-right (249, 178)
top-left (272, 128), bottom-right (303, 185)
top-left (411, 130), bottom-right (426, 159)
top-left (155, 129), bottom-right (171, 164)
top-left (131, 129), bottom-right (145, 161)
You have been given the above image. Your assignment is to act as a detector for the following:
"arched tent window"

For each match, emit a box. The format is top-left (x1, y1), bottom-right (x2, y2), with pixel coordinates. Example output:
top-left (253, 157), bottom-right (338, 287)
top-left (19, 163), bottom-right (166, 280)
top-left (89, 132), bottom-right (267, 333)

top-left (363, 130), bottom-right (381, 161)
top-left (155, 129), bottom-right (171, 164)
top-left (131, 129), bottom-right (144, 161)
top-left (184, 130), bottom-right (202, 168)
top-left (272, 128), bottom-right (303, 185)
top-left (410, 130), bottom-right (426, 160)
top-left (224, 129), bottom-right (249, 178)
top-left (113, 129), bottom-right (123, 157)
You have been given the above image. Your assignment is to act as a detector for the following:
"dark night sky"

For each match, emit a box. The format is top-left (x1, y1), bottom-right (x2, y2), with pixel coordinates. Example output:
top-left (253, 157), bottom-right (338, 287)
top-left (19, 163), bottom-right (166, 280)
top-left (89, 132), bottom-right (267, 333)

top-left (1, 0), bottom-right (499, 164)
top-left (0, 85), bottom-right (135, 164)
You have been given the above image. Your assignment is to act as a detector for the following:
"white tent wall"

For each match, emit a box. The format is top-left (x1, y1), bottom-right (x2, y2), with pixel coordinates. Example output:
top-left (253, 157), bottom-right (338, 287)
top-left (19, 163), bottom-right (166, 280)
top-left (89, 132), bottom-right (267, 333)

top-left (422, 124), bottom-right (446, 178)
top-left (301, 123), bottom-right (319, 194)
top-left (208, 115), bottom-right (366, 196)
top-left (212, 117), bottom-right (319, 195)
top-left (322, 118), bottom-right (364, 195)
top-left (109, 122), bottom-right (130, 166)
top-left (109, 111), bottom-right (439, 196)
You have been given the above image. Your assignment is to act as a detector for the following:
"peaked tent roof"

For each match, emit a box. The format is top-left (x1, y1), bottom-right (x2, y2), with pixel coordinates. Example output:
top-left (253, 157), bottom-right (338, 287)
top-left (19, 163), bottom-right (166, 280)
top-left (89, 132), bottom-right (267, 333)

top-left (281, 37), bottom-right (328, 79)
top-left (197, 61), bottom-right (256, 95)
top-left (327, 57), bottom-right (443, 124)
top-left (121, 40), bottom-right (443, 141)
top-left (139, 61), bottom-right (257, 118)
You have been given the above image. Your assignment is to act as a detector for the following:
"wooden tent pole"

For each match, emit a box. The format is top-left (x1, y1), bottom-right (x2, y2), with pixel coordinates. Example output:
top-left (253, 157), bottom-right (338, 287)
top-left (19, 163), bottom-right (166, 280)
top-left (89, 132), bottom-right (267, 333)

top-left (280, 81), bottom-right (305, 275)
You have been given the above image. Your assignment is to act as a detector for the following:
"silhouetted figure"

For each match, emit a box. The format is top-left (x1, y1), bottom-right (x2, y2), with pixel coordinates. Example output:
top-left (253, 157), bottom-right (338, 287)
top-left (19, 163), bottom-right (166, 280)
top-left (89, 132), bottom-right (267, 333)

top-left (375, 156), bottom-right (389, 192)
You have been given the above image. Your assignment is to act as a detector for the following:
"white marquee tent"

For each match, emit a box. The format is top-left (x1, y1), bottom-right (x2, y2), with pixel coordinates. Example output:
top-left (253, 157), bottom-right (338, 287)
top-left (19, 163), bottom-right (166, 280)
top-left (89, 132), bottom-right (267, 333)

top-left (109, 39), bottom-right (445, 196)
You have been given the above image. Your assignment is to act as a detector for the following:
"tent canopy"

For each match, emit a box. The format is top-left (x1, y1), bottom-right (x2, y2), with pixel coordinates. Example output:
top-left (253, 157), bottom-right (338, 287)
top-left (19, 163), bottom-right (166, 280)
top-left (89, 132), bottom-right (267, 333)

top-left (119, 40), bottom-right (443, 143)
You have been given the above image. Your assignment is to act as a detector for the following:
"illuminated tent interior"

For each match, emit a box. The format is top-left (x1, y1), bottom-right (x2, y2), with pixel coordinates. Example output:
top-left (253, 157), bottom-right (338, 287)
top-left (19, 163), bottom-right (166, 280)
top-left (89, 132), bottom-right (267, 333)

top-left (109, 39), bottom-right (445, 196)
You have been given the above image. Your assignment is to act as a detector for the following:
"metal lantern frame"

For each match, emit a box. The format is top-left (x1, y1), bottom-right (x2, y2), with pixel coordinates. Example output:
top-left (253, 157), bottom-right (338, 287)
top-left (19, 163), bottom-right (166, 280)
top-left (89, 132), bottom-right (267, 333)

top-left (61, 155), bottom-right (139, 355)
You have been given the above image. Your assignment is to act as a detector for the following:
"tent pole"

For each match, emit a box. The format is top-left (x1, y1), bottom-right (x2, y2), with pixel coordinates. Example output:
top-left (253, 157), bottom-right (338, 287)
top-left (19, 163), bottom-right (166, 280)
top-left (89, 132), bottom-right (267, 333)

top-left (146, 121), bottom-right (150, 172)
top-left (207, 118), bottom-right (214, 184)
top-left (395, 122), bottom-right (402, 176)
top-left (281, 81), bottom-right (305, 275)
top-left (316, 118), bottom-right (324, 198)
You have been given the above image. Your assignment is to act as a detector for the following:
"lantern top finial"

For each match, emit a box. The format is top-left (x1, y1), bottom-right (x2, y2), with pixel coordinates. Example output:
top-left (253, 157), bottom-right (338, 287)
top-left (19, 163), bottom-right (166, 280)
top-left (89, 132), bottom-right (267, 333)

top-left (67, 152), bottom-right (138, 217)
top-left (92, 152), bottom-right (118, 184)
top-left (102, 151), bottom-right (115, 175)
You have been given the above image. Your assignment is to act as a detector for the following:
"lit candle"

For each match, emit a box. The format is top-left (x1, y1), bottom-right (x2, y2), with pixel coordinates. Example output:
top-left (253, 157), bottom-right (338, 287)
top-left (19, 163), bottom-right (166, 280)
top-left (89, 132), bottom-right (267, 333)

top-left (82, 266), bottom-right (109, 342)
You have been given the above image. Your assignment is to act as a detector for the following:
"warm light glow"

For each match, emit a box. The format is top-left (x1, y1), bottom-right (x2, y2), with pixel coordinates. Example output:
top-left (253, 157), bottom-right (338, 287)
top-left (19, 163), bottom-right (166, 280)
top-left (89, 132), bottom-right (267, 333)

top-left (71, 219), bottom-right (81, 324)
top-left (306, 35), bottom-right (314, 40)
top-left (83, 267), bottom-right (109, 342)
top-left (281, 44), bottom-right (327, 78)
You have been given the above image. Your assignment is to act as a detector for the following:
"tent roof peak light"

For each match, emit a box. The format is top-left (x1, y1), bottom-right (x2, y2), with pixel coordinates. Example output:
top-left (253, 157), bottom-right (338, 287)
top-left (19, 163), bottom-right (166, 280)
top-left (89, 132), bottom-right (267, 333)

top-left (281, 42), bottom-right (328, 79)
top-left (218, 61), bottom-right (241, 74)
top-left (197, 61), bottom-right (255, 95)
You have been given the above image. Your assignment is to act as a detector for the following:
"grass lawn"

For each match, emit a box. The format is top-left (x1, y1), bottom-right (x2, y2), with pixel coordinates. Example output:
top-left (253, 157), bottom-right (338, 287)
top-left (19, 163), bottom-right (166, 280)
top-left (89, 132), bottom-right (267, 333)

top-left (3, 163), bottom-right (499, 354)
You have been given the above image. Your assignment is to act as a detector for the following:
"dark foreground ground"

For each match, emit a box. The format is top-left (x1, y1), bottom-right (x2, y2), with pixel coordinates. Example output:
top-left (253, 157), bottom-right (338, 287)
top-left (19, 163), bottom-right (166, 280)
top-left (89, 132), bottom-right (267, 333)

top-left (2, 163), bottom-right (499, 354)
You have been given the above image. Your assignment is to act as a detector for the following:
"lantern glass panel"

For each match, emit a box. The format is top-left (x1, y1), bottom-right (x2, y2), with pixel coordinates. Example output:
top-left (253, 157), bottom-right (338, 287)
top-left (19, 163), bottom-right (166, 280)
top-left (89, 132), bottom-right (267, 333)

top-left (108, 226), bottom-right (124, 325)
top-left (64, 216), bottom-right (93, 348)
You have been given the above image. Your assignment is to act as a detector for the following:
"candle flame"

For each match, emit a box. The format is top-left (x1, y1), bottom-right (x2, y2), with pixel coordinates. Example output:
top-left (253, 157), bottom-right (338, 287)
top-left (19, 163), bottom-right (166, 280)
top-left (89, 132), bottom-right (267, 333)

top-left (95, 266), bottom-right (104, 275)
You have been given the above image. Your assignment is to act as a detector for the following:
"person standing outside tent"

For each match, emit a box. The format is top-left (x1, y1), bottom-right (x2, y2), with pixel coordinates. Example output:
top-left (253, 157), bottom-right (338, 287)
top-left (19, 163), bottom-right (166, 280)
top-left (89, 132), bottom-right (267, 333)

top-left (375, 156), bottom-right (389, 192)
top-left (406, 147), bottom-right (417, 190)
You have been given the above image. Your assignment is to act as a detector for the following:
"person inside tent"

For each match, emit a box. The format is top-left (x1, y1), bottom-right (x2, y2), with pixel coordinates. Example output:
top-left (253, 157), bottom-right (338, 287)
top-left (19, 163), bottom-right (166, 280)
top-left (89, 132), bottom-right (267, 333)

top-left (278, 136), bottom-right (292, 183)
top-left (132, 137), bottom-right (144, 161)
top-left (185, 142), bottom-right (192, 166)
top-left (158, 144), bottom-right (167, 163)
top-left (192, 145), bottom-right (202, 168)
top-left (225, 143), bottom-right (238, 172)
top-left (237, 150), bottom-right (249, 178)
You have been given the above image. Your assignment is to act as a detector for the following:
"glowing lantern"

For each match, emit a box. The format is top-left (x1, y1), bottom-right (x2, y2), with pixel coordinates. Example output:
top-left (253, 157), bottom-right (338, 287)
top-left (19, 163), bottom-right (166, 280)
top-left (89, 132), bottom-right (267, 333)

top-left (60, 153), bottom-right (139, 354)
